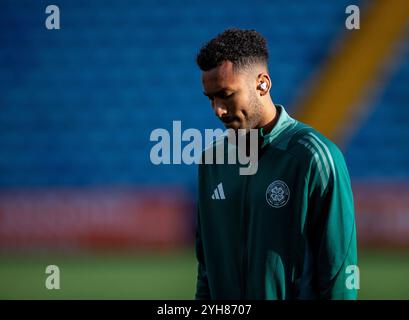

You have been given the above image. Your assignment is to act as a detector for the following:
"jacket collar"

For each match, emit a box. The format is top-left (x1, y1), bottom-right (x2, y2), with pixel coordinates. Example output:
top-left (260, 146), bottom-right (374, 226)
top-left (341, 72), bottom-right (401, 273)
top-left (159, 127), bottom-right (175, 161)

top-left (260, 104), bottom-right (296, 148)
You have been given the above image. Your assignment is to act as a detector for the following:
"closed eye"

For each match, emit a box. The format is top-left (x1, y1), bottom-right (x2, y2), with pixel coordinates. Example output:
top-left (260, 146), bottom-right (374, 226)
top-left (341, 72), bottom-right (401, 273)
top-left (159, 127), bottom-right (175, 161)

top-left (219, 92), bottom-right (234, 99)
top-left (204, 92), bottom-right (234, 101)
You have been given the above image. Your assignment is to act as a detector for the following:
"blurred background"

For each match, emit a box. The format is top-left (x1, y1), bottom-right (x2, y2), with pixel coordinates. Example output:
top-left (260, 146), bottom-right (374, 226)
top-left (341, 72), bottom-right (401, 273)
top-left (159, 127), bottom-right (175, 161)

top-left (0, 0), bottom-right (408, 299)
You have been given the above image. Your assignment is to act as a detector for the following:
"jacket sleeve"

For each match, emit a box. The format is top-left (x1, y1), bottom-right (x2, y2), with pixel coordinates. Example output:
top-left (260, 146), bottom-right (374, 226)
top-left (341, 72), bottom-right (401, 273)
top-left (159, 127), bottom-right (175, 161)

top-left (307, 145), bottom-right (358, 300)
top-left (194, 162), bottom-right (211, 299)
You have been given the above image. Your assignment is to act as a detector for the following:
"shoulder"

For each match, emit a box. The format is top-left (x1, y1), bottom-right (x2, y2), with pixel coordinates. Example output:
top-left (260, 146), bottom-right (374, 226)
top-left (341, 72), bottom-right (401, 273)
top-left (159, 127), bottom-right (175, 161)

top-left (285, 123), bottom-right (348, 191)
top-left (286, 122), bottom-right (344, 165)
top-left (199, 134), bottom-right (229, 165)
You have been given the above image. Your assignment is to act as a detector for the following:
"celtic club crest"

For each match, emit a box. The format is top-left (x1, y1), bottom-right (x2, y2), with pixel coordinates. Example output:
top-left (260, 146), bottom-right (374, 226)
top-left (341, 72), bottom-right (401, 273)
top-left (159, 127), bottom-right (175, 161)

top-left (265, 180), bottom-right (290, 208)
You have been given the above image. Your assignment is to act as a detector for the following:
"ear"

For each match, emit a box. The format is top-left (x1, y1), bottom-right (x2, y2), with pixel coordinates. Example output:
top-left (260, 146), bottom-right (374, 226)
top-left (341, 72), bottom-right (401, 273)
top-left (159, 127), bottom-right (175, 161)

top-left (256, 73), bottom-right (271, 96)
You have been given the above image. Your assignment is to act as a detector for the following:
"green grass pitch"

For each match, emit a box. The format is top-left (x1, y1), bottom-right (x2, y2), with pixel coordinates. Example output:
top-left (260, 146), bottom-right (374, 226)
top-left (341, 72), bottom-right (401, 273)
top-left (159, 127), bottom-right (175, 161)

top-left (0, 248), bottom-right (408, 299)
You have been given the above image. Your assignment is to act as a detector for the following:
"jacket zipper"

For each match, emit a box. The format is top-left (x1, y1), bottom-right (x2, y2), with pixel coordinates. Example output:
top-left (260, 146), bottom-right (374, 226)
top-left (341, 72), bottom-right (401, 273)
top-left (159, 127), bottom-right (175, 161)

top-left (240, 132), bottom-right (265, 299)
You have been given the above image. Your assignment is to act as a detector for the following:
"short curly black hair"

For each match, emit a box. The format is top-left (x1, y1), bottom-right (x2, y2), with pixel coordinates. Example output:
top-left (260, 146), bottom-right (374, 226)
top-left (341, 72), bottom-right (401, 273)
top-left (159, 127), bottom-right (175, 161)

top-left (196, 28), bottom-right (269, 72)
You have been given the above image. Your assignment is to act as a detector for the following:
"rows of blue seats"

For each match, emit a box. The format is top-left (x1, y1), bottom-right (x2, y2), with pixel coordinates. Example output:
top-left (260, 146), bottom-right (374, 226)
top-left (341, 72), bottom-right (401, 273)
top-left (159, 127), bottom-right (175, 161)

top-left (1, 0), bottom-right (383, 188)
top-left (345, 39), bottom-right (409, 179)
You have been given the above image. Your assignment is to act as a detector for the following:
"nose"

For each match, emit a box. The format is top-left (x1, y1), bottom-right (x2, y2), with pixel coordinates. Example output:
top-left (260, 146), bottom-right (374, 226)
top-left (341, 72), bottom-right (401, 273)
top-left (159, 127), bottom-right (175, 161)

top-left (212, 99), bottom-right (228, 118)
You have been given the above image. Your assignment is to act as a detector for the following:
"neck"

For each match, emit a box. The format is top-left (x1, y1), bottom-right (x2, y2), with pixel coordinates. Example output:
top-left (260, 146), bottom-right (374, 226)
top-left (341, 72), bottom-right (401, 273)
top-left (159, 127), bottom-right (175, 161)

top-left (257, 99), bottom-right (278, 134)
top-left (243, 100), bottom-right (277, 156)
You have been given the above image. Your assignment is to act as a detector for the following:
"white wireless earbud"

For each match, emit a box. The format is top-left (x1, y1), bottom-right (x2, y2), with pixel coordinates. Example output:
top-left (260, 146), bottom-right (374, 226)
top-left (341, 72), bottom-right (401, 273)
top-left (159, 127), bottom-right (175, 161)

top-left (259, 82), bottom-right (267, 90)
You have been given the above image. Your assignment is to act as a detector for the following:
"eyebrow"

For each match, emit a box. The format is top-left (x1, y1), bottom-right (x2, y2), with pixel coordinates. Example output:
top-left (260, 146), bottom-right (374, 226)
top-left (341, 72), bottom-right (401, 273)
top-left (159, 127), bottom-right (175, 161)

top-left (203, 88), bottom-right (231, 97)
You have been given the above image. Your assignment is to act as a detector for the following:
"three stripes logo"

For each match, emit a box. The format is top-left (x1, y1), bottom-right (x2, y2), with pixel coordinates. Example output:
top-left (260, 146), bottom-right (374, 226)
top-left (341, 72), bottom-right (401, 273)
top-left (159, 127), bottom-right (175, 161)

top-left (211, 183), bottom-right (226, 200)
top-left (298, 132), bottom-right (336, 190)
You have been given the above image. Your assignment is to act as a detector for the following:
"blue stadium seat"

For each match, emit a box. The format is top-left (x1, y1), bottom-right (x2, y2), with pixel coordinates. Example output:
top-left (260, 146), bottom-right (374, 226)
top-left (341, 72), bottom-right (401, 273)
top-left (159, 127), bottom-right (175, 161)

top-left (5, 0), bottom-right (401, 190)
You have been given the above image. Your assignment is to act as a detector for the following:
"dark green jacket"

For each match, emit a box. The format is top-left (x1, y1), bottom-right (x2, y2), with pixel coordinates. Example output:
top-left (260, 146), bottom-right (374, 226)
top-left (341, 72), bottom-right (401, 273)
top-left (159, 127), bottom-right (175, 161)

top-left (195, 105), bottom-right (358, 299)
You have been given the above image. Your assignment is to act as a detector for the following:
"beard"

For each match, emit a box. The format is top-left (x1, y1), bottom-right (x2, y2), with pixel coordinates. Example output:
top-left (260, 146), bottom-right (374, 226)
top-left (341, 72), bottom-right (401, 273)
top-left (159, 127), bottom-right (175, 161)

top-left (225, 92), bottom-right (262, 147)
top-left (243, 90), bottom-right (263, 130)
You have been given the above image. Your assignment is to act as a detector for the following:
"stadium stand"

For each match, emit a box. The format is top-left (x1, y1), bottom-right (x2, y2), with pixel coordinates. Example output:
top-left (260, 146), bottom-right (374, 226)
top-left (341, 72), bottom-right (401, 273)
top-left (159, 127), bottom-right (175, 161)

top-left (0, 0), bottom-right (365, 189)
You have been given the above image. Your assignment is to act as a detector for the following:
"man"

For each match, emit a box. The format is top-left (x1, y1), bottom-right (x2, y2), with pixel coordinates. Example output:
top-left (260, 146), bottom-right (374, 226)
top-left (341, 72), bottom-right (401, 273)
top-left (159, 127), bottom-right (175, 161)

top-left (194, 28), bottom-right (358, 299)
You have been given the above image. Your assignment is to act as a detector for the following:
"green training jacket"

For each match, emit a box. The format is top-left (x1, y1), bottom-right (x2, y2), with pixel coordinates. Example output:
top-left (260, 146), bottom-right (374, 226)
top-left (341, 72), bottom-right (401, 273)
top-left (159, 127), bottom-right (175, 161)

top-left (195, 105), bottom-right (358, 300)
